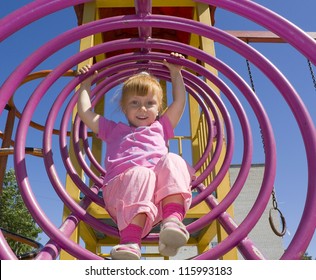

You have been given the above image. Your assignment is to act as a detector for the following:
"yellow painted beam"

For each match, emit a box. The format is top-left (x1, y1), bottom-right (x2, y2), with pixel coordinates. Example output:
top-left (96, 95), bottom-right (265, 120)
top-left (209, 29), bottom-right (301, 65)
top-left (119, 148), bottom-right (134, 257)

top-left (79, 222), bottom-right (98, 253)
top-left (60, 1), bottom-right (97, 260)
top-left (59, 208), bottom-right (79, 260)
top-left (197, 222), bottom-right (217, 254)
top-left (195, 2), bottom-right (237, 260)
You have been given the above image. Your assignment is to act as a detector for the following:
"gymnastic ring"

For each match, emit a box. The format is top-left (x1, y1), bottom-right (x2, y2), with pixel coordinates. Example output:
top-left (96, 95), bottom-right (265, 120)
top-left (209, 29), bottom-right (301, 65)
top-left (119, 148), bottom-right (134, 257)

top-left (268, 207), bottom-right (287, 237)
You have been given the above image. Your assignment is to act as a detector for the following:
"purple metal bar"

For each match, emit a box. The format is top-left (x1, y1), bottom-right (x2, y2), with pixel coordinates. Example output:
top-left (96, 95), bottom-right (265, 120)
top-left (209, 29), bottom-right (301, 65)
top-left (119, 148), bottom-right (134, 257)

top-left (43, 73), bottom-right (121, 236)
top-left (0, 230), bottom-right (18, 260)
top-left (72, 117), bottom-right (105, 184)
top-left (195, 0), bottom-right (316, 259)
top-left (0, 0), bottom-right (93, 113)
top-left (197, 0), bottom-right (316, 65)
top-left (35, 185), bottom-right (98, 260)
top-left (195, 184), bottom-right (266, 260)
top-left (57, 17), bottom-right (314, 258)
top-left (135, 0), bottom-right (152, 41)
top-left (41, 52), bottom-right (221, 245)
top-left (0, 0), bottom-right (92, 42)
top-left (0, 1), bottom-right (314, 259)
top-left (9, 20), bottom-right (272, 258)
top-left (14, 34), bottom-right (253, 253)
top-left (176, 71), bottom-right (224, 176)
top-left (66, 41), bottom-right (249, 201)
top-left (80, 123), bottom-right (105, 175)
top-left (42, 38), bottom-right (251, 213)
top-left (135, 0), bottom-right (152, 15)
top-left (61, 39), bottom-right (260, 252)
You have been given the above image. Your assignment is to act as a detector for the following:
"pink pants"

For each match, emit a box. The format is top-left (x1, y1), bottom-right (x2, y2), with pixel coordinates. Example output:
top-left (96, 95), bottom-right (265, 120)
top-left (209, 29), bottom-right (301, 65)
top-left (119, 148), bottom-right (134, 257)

top-left (102, 153), bottom-right (193, 237)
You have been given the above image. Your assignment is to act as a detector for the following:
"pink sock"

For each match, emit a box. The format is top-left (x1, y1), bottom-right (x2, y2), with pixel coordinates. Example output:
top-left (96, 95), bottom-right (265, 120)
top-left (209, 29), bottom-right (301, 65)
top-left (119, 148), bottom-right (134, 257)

top-left (162, 202), bottom-right (185, 222)
top-left (120, 224), bottom-right (143, 247)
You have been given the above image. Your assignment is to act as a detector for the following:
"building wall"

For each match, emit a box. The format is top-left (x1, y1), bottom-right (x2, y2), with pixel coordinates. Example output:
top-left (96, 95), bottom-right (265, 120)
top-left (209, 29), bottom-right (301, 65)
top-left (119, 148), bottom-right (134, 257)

top-left (229, 164), bottom-right (285, 260)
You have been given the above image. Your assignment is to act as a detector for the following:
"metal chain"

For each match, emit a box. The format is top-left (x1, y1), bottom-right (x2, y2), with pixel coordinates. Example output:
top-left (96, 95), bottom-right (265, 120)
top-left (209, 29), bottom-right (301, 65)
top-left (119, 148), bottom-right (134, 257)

top-left (246, 58), bottom-right (286, 237)
top-left (307, 59), bottom-right (316, 92)
top-left (246, 59), bottom-right (266, 152)
top-left (268, 59), bottom-right (316, 236)
top-left (246, 59), bottom-right (256, 93)
top-left (271, 189), bottom-right (278, 209)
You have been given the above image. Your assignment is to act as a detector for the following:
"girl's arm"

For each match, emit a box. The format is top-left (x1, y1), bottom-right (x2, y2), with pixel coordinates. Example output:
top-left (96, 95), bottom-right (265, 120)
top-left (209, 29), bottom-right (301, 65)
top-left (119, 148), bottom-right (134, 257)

top-left (162, 53), bottom-right (186, 129)
top-left (77, 65), bottom-right (100, 134)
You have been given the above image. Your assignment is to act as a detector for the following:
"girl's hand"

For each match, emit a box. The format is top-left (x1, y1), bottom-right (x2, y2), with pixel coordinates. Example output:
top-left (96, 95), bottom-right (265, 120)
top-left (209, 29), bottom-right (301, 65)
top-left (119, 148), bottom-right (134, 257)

top-left (76, 64), bottom-right (98, 85)
top-left (162, 53), bottom-right (186, 129)
top-left (163, 52), bottom-right (184, 73)
top-left (77, 64), bottom-right (100, 134)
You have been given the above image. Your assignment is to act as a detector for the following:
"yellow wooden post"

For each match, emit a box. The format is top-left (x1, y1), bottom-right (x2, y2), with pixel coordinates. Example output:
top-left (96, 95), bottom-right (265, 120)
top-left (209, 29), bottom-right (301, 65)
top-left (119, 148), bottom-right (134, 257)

top-left (60, 1), bottom-right (96, 260)
top-left (194, 2), bottom-right (237, 260)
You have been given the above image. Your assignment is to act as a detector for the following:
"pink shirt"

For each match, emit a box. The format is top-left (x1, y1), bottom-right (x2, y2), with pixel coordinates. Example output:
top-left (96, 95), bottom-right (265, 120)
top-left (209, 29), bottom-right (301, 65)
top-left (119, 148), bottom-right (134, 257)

top-left (97, 115), bottom-right (174, 184)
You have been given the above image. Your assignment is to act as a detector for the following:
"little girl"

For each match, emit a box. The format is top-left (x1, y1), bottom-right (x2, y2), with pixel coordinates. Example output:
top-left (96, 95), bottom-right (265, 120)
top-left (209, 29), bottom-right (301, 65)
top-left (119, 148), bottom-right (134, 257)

top-left (77, 53), bottom-right (193, 260)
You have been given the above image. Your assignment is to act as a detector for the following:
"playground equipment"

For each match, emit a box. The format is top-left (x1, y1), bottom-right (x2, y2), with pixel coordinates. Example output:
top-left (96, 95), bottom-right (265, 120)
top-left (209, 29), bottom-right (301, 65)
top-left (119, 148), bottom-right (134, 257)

top-left (0, 0), bottom-right (316, 260)
top-left (0, 227), bottom-right (43, 260)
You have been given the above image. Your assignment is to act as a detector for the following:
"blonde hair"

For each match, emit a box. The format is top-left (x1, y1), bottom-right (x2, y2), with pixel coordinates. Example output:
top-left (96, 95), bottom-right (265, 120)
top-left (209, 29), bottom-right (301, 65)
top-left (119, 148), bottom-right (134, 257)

top-left (120, 73), bottom-right (163, 112)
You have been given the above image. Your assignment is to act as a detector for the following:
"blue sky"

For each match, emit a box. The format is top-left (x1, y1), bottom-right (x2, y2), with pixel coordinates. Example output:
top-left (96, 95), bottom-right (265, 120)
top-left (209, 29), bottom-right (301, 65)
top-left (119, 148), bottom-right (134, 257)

top-left (1, 0), bottom-right (315, 259)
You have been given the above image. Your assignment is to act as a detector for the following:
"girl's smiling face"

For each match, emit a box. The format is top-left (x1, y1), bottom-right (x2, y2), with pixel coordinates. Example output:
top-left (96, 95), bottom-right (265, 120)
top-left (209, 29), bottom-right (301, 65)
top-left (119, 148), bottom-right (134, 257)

top-left (123, 91), bottom-right (160, 127)
top-left (120, 73), bottom-right (163, 127)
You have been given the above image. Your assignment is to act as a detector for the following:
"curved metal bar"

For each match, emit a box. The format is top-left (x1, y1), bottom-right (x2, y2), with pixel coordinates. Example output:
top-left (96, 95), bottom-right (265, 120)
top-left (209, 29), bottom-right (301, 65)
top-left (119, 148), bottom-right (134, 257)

top-left (62, 38), bottom-right (266, 255)
top-left (201, 0), bottom-right (316, 64)
top-left (51, 57), bottom-right (217, 241)
top-left (0, 1), bottom-right (314, 260)
top-left (203, 0), bottom-right (316, 260)
top-left (8, 70), bottom-right (75, 136)
top-left (10, 17), bottom-right (272, 258)
top-left (43, 38), bottom-right (250, 237)
top-left (0, 230), bottom-right (18, 260)
top-left (0, 0), bottom-right (92, 42)
top-left (0, 227), bottom-right (44, 260)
